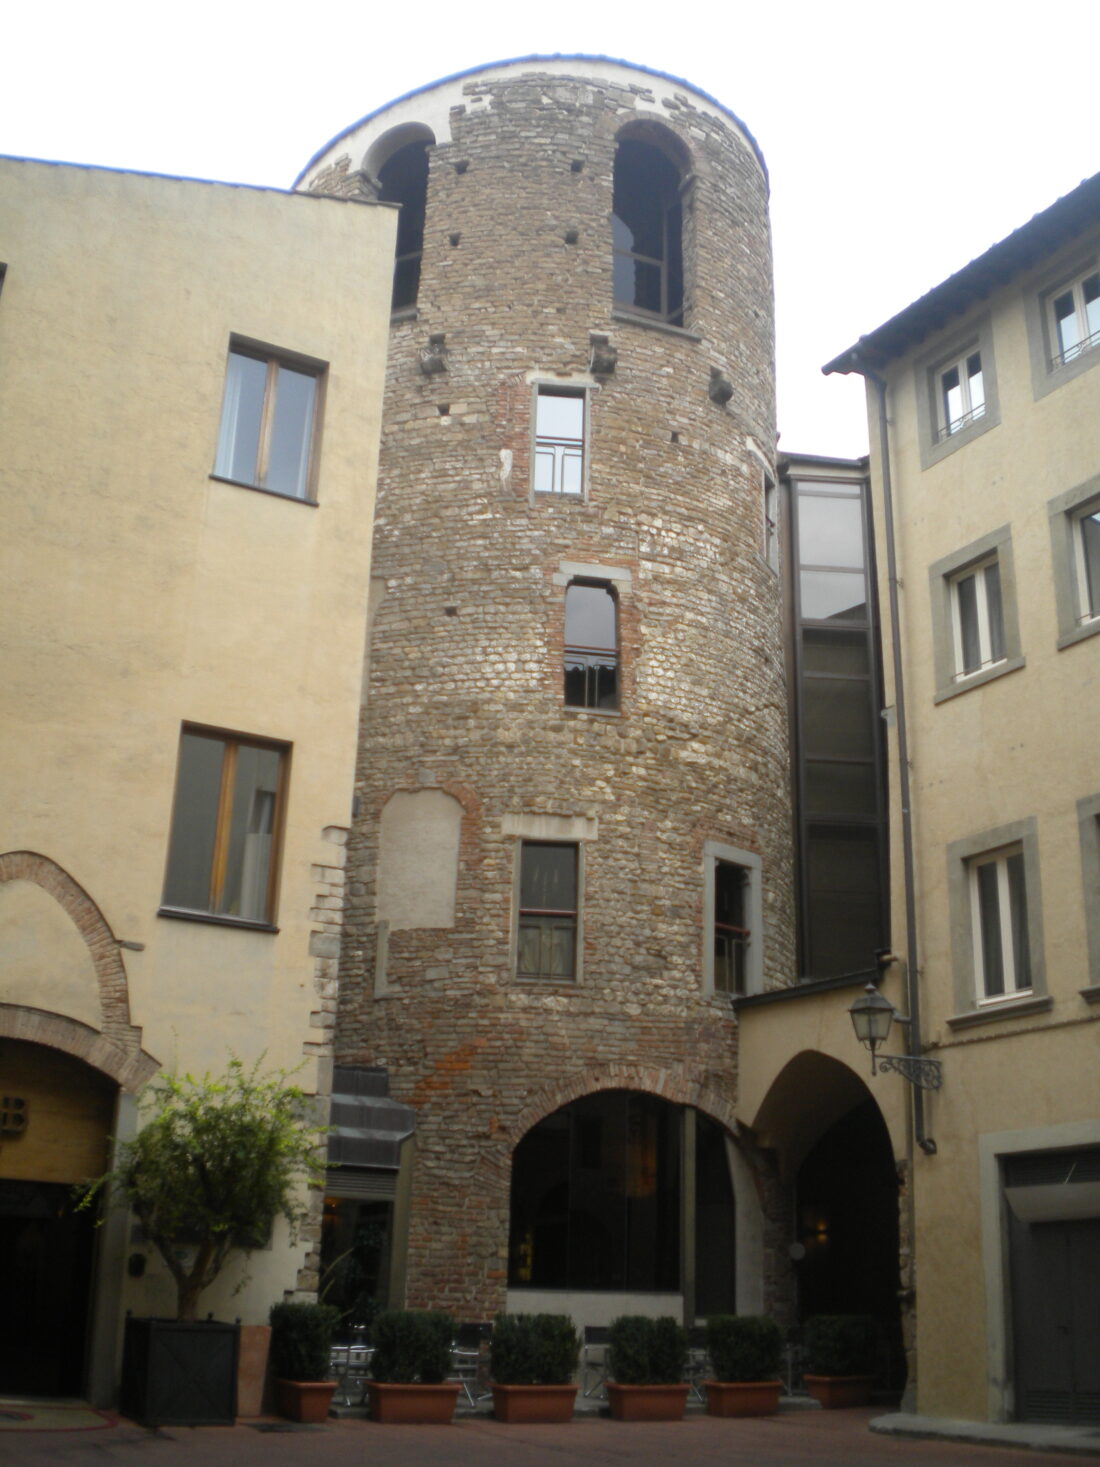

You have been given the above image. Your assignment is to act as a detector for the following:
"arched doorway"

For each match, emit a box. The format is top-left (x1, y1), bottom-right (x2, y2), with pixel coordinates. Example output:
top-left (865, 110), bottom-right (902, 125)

top-left (753, 1052), bottom-right (904, 1389)
top-left (0, 1040), bottom-right (116, 1394)
top-left (507, 1089), bottom-right (738, 1318)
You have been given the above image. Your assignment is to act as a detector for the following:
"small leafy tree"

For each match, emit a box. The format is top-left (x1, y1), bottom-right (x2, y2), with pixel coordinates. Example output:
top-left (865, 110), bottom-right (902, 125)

top-left (78, 1058), bottom-right (325, 1320)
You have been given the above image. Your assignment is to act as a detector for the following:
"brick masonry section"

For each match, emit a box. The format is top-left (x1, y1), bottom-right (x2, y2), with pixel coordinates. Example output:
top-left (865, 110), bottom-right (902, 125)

top-left (307, 62), bottom-right (796, 1321)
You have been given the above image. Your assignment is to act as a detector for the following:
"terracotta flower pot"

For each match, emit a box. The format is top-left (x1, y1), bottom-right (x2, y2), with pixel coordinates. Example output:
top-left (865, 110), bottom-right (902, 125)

top-left (275, 1379), bottom-right (337, 1423)
top-left (367, 1381), bottom-right (461, 1424)
top-left (606, 1382), bottom-right (689, 1421)
top-left (491, 1383), bottom-right (578, 1422)
top-left (803, 1374), bottom-right (873, 1409)
top-left (704, 1379), bottom-right (782, 1417)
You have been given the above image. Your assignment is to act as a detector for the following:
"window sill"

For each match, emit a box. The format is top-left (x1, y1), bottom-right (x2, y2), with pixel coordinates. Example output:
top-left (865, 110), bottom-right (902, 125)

top-left (1079, 984), bottom-right (1100, 1004)
top-left (389, 305), bottom-right (418, 325)
top-left (158, 906), bottom-right (278, 934)
top-left (946, 993), bottom-right (1052, 1030)
top-left (1056, 615), bottom-right (1100, 651)
top-left (563, 705), bottom-right (620, 718)
top-left (920, 405), bottom-right (1000, 470)
top-left (1034, 339), bottom-right (1100, 399)
top-left (933, 653), bottom-right (1025, 704)
top-left (611, 308), bottom-right (703, 344)
top-left (209, 474), bottom-right (318, 507)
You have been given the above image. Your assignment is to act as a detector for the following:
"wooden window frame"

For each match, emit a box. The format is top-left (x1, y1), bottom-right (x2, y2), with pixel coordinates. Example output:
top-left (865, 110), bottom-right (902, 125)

top-left (212, 340), bottom-right (325, 503)
top-left (159, 725), bottom-right (289, 930)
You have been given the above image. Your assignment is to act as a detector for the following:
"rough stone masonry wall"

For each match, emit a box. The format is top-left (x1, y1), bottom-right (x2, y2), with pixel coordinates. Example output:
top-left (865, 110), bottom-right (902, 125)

top-left (311, 65), bottom-right (795, 1320)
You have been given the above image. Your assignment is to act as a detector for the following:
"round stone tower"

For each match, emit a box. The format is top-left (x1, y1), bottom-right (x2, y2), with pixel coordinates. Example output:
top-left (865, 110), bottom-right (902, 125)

top-left (300, 57), bottom-right (793, 1326)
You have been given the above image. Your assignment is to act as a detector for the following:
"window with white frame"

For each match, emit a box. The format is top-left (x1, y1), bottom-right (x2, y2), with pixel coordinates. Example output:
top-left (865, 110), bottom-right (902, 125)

top-left (1072, 501), bottom-right (1100, 624)
top-left (938, 351), bottom-right (986, 440)
top-left (951, 555), bottom-right (1005, 678)
top-left (534, 387), bottom-right (585, 496)
top-left (517, 842), bottom-right (578, 980)
top-left (970, 846), bottom-right (1032, 1001)
top-left (214, 343), bottom-right (322, 500)
top-left (703, 840), bottom-right (763, 996)
top-left (1050, 269), bottom-right (1100, 368)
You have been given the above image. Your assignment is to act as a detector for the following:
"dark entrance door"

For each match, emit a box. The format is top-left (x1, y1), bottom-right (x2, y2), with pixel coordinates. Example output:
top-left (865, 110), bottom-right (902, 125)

top-left (0, 1180), bottom-right (97, 1395)
top-left (1010, 1214), bottom-right (1100, 1424)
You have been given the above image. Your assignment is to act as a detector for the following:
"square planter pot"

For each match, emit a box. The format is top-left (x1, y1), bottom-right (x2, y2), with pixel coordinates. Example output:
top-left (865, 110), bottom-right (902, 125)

top-left (275, 1379), bottom-right (337, 1423)
top-left (119, 1317), bottom-right (239, 1427)
top-left (367, 1381), bottom-right (461, 1424)
top-left (606, 1382), bottom-right (689, 1421)
top-left (704, 1380), bottom-right (782, 1417)
top-left (804, 1374), bottom-right (873, 1409)
top-left (491, 1383), bottom-right (578, 1422)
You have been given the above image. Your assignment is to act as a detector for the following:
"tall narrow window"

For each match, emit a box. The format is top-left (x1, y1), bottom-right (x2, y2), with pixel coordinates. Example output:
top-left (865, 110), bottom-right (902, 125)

top-left (763, 470), bottom-right (779, 572)
top-left (713, 862), bottom-right (750, 995)
top-left (938, 351), bottom-right (985, 438)
top-left (1051, 270), bottom-right (1100, 366)
top-left (564, 581), bottom-right (618, 710)
top-left (517, 842), bottom-right (578, 980)
top-left (162, 728), bottom-right (286, 925)
top-left (378, 140), bottom-right (430, 311)
top-left (613, 137), bottom-right (684, 325)
top-left (534, 387), bottom-right (585, 495)
top-left (970, 847), bottom-right (1032, 1000)
top-left (1073, 502), bottom-right (1100, 623)
top-left (214, 346), bottom-right (321, 500)
top-left (951, 556), bottom-right (1005, 677)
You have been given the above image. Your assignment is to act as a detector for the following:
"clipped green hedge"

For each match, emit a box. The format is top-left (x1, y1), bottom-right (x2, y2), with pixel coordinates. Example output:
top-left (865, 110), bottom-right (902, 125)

top-left (490, 1313), bottom-right (580, 1385)
top-left (369, 1309), bottom-right (455, 1383)
top-left (607, 1315), bottom-right (687, 1385)
top-left (705, 1315), bottom-right (783, 1383)
top-left (804, 1314), bottom-right (875, 1376)
top-left (269, 1301), bottom-right (341, 1382)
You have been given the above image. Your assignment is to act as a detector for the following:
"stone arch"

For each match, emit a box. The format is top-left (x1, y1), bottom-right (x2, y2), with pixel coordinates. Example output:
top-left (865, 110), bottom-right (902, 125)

top-left (363, 121), bottom-right (436, 183)
top-left (507, 1060), bottom-right (741, 1152)
top-left (613, 115), bottom-right (694, 174)
top-left (0, 850), bottom-right (157, 1092)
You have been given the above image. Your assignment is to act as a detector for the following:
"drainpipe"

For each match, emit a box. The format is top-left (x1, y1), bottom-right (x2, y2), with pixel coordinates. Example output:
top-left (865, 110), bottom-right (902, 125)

top-left (844, 356), bottom-right (936, 1157)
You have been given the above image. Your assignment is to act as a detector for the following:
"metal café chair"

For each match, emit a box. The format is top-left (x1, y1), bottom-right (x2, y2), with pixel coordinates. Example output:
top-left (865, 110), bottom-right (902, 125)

top-left (330, 1329), bottom-right (372, 1406)
top-left (448, 1321), bottom-right (492, 1405)
top-left (685, 1324), bottom-right (710, 1402)
top-left (580, 1325), bottom-right (610, 1401)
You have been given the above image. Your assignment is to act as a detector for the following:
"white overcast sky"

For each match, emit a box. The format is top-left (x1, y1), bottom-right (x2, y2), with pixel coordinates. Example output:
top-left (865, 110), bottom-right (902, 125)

top-left (5, 0), bottom-right (1095, 458)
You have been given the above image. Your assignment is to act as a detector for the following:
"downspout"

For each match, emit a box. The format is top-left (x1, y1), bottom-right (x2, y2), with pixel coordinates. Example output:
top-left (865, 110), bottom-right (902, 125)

top-left (844, 356), bottom-right (936, 1157)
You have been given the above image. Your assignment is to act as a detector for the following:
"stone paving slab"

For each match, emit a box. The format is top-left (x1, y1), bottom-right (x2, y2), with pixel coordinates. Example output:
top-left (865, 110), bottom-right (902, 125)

top-left (3, 1406), bottom-right (1100, 1467)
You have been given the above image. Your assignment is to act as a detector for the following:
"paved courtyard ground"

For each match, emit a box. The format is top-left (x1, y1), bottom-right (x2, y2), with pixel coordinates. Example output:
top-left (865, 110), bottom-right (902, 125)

top-left (4, 1408), bottom-right (1100, 1467)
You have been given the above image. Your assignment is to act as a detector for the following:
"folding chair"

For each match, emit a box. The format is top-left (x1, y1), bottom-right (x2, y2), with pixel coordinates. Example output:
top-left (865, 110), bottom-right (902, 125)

top-left (580, 1325), bottom-right (610, 1401)
top-left (448, 1321), bottom-right (492, 1405)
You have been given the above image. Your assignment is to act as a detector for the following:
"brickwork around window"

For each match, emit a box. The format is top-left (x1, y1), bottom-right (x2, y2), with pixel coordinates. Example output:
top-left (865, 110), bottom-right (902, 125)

top-left (310, 66), bottom-right (794, 1323)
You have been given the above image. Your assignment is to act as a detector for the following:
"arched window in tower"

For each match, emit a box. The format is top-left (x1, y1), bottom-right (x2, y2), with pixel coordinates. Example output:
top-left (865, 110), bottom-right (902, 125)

top-left (564, 581), bottom-right (618, 709)
top-left (613, 136), bottom-right (685, 326)
top-left (377, 140), bottom-right (430, 311)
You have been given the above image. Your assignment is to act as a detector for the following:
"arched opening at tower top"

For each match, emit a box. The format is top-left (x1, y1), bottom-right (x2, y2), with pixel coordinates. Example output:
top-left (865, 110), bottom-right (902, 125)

top-left (612, 129), bottom-right (687, 326)
top-left (371, 129), bottom-right (433, 311)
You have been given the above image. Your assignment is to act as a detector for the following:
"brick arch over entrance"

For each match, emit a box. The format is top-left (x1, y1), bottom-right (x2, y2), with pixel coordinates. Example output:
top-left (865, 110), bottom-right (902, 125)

top-left (507, 1061), bottom-right (742, 1151)
top-left (0, 850), bottom-right (158, 1092)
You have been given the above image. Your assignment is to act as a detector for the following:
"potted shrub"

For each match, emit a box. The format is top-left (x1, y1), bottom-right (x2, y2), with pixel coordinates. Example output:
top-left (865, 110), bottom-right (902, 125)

top-left (490, 1313), bottom-right (580, 1423)
top-left (367, 1309), bottom-right (459, 1423)
top-left (606, 1315), bottom-right (689, 1421)
top-left (269, 1301), bottom-right (341, 1422)
top-left (78, 1058), bottom-right (325, 1426)
top-left (803, 1315), bottom-right (876, 1408)
top-left (703, 1315), bottom-right (783, 1417)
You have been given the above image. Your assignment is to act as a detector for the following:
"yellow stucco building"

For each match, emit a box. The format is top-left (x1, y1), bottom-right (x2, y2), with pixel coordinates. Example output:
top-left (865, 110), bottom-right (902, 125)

top-left (822, 171), bottom-right (1100, 1425)
top-left (0, 157), bottom-right (395, 1403)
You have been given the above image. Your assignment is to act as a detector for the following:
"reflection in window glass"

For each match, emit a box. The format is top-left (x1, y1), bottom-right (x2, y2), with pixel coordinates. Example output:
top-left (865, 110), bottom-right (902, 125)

top-left (535, 390), bottom-right (584, 495)
top-left (797, 493), bottom-right (865, 569)
top-left (508, 1091), bottom-right (683, 1291)
top-left (564, 583), bottom-right (618, 709)
top-left (518, 843), bottom-right (577, 979)
top-left (799, 569), bottom-right (867, 622)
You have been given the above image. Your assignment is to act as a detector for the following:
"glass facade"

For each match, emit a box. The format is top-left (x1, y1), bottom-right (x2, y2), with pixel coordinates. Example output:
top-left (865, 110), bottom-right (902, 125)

top-left (788, 472), bottom-right (888, 978)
